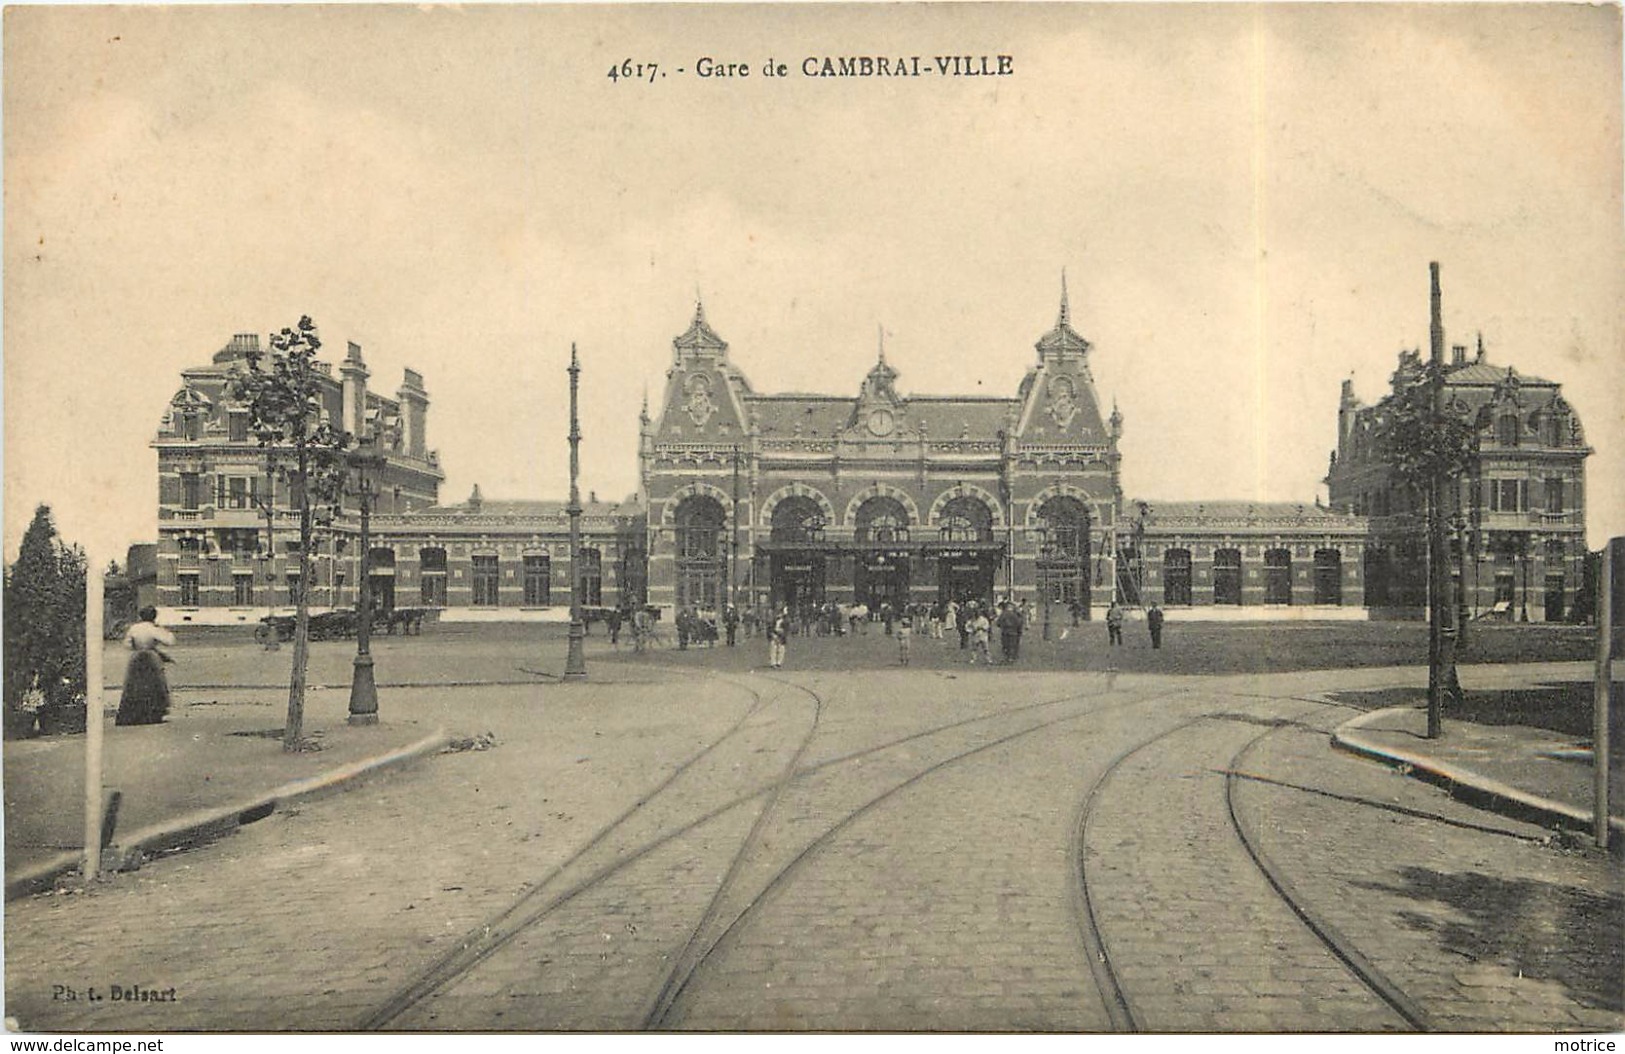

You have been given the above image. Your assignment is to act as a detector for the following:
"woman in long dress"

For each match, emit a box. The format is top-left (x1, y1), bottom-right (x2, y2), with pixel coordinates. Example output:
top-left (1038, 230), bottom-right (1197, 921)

top-left (116, 606), bottom-right (175, 726)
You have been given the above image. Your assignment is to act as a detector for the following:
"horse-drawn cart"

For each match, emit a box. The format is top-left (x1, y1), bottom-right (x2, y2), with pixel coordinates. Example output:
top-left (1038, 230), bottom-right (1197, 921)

top-left (255, 607), bottom-right (434, 644)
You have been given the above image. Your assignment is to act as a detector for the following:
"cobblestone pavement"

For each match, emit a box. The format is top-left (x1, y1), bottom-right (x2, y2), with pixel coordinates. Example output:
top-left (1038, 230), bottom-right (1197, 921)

top-left (4, 665), bottom-right (1620, 1033)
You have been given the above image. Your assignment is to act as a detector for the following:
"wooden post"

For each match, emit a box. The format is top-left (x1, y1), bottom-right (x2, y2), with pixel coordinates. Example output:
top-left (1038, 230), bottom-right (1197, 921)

top-left (84, 555), bottom-right (104, 881)
top-left (1595, 540), bottom-right (1614, 849)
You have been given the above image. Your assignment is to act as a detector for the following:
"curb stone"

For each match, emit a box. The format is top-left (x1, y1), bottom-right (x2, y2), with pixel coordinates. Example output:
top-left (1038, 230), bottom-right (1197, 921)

top-left (4, 729), bottom-right (452, 901)
top-left (1331, 706), bottom-right (1625, 842)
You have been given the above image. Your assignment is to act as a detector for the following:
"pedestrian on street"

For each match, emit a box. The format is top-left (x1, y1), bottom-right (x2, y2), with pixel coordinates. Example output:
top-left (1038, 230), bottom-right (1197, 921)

top-left (996, 602), bottom-right (1022, 664)
top-left (897, 613), bottom-right (913, 665)
top-left (1106, 600), bottom-right (1125, 647)
top-left (116, 606), bottom-right (175, 726)
top-left (768, 606), bottom-right (790, 669)
top-left (607, 607), bottom-right (623, 648)
top-left (1147, 602), bottom-right (1165, 649)
top-left (724, 604), bottom-right (739, 647)
top-left (956, 602), bottom-right (971, 650)
top-left (676, 608), bottom-right (691, 650)
top-left (969, 608), bottom-right (992, 665)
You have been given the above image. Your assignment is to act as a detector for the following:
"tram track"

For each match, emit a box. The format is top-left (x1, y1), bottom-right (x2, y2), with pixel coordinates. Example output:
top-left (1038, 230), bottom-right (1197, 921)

top-left (1073, 700), bottom-right (1434, 1032)
top-left (362, 672), bottom-right (1169, 1030)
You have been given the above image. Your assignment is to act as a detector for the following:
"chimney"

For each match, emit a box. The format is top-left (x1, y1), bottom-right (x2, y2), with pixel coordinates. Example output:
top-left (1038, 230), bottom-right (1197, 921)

top-left (397, 368), bottom-right (429, 459)
top-left (340, 341), bottom-right (370, 439)
top-left (1429, 262), bottom-right (1445, 368)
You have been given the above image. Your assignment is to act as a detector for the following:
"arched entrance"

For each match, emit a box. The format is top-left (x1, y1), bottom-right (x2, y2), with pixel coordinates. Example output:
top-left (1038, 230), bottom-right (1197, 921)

top-left (936, 495), bottom-right (998, 604)
top-left (769, 496), bottom-right (828, 612)
top-left (854, 496), bottom-right (911, 611)
top-left (1035, 496), bottom-right (1091, 616)
top-left (674, 495), bottom-right (726, 612)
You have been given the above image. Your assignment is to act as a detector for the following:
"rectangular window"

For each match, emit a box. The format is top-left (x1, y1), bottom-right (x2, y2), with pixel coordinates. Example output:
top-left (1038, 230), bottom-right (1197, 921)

top-left (579, 548), bottom-right (603, 607)
top-left (472, 555), bottom-right (500, 606)
top-left (1264, 549), bottom-right (1292, 605)
top-left (1213, 549), bottom-right (1242, 606)
top-left (1544, 478), bottom-right (1564, 514)
top-left (181, 473), bottom-right (202, 511)
top-left (523, 555), bottom-right (551, 606)
top-left (229, 412), bottom-right (249, 443)
top-left (1163, 549), bottom-right (1192, 606)
top-left (177, 535), bottom-right (201, 553)
top-left (421, 575), bottom-right (447, 607)
top-left (233, 574), bottom-right (254, 606)
top-left (286, 573), bottom-right (303, 604)
top-left (1491, 479), bottom-right (1526, 513)
top-left (178, 574), bottom-right (200, 607)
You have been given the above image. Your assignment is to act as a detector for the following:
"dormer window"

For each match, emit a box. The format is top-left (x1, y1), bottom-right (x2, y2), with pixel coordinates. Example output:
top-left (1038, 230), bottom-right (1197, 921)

top-left (1496, 414), bottom-right (1520, 446)
top-left (228, 411), bottom-right (249, 443)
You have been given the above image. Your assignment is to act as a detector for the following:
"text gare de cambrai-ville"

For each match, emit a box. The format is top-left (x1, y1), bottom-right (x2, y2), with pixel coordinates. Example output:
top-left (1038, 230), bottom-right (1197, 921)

top-left (697, 54), bottom-right (1015, 78)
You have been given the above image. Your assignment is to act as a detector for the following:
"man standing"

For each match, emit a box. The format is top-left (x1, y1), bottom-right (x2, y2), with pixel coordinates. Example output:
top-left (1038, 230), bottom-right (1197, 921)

top-left (768, 606), bottom-right (790, 669)
top-left (996, 602), bottom-right (1022, 664)
top-left (1147, 602), bottom-right (1165, 650)
top-left (1106, 600), bottom-right (1124, 647)
top-left (723, 603), bottom-right (739, 647)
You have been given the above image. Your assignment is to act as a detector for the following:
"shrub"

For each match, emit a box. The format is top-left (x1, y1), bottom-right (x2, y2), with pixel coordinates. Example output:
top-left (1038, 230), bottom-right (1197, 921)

top-left (4, 505), bottom-right (87, 737)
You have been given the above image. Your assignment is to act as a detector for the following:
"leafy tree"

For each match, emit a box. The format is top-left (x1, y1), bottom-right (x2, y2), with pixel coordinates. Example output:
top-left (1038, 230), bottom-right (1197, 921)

top-left (4, 505), bottom-right (87, 737)
top-left (227, 317), bottom-right (350, 751)
top-left (1375, 359), bottom-right (1479, 498)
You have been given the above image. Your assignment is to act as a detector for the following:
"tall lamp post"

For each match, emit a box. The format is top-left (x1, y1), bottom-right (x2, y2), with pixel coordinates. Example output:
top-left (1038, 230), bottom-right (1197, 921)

top-left (348, 436), bottom-right (384, 725)
top-left (563, 344), bottom-right (588, 680)
top-left (730, 444), bottom-right (741, 610)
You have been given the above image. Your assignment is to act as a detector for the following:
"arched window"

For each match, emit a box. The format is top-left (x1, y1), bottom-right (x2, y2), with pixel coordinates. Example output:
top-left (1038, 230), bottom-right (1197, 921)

top-left (770, 496), bottom-right (826, 545)
top-left (855, 497), bottom-right (910, 545)
top-left (938, 496), bottom-right (993, 543)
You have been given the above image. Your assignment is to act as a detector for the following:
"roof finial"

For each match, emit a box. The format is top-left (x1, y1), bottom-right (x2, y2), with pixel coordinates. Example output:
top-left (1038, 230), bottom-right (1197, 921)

top-left (1059, 268), bottom-right (1070, 328)
top-left (878, 323), bottom-right (886, 366)
top-left (694, 288), bottom-right (706, 326)
top-left (1476, 330), bottom-right (1485, 362)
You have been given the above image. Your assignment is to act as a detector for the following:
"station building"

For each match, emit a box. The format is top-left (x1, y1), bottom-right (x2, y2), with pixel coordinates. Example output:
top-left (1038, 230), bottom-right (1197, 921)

top-left (640, 292), bottom-right (1376, 619)
top-left (151, 335), bottom-right (641, 624)
top-left (1327, 339), bottom-right (1591, 622)
top-left (150, 272), bottom-right (1589, 625)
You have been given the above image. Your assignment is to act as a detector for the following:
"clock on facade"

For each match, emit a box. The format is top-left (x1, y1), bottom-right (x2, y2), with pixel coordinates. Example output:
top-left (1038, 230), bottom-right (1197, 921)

top-left (867, 409), bottom-right (895, 436)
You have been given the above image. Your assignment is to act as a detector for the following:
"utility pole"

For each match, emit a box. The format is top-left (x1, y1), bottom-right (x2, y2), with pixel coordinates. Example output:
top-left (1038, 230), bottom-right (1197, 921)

top-left (564, 344), bottom-right (587, 680)
top-left (348, 436), bottom-right (383, 725)
top-left (730, 444), bottom-right (741, 610)
top-left (1426, 261), bottom-right (1457, 740)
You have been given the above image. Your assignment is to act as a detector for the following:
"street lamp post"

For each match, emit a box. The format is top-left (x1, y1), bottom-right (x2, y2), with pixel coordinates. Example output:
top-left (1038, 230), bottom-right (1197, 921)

top-left (348, 437), bottom-right (384, 725)
top-left (564, 344), bottom-right (588, 680)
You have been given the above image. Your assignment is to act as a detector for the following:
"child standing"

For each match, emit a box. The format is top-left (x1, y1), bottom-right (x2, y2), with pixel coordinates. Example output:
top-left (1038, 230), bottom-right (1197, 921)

top-left (897, 613), bottom-right (913, 666)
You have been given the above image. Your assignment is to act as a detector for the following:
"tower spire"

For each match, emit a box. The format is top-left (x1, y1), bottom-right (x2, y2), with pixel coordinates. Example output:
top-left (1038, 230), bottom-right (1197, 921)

top-left (1059, 268), bottom-right (1070, 328)
top-left (694, 290), bottom-right (706, 326)
top-left (878, 323), bottom-right (886, 365)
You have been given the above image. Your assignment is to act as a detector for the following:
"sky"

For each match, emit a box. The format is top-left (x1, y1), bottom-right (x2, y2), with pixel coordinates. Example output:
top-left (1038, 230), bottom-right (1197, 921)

top-left (5, 3), bottom-right (1621, 563)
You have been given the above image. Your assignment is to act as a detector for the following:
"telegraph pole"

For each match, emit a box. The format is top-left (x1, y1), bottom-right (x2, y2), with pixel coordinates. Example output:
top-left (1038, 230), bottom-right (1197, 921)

top-left (1426, 261), bottom-right (1456, 739)
top-left (348, 436), bottom-right (383, 724)
top-left (563, 344), bottom-right (588, 680)
top-left (730, 444), bottom-right (741, 609)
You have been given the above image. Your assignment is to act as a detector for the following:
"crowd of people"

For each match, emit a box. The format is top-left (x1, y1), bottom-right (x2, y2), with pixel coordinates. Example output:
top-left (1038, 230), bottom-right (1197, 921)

top-left (646, 595), bottom-right (1169, 670)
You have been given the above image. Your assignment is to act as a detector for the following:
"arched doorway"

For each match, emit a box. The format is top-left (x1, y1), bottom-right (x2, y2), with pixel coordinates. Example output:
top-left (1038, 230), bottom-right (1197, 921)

top-left (1036, 497), bottom-right (1091, 616)
top-left (936, 495), bottom-right (999, 604)
top-left (674, 495), bottom-right (726, 612)
top-left (854, 496), bottom-right (911, 611)
top-left (769, 496), bottom-right (828, 612)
